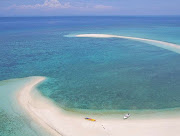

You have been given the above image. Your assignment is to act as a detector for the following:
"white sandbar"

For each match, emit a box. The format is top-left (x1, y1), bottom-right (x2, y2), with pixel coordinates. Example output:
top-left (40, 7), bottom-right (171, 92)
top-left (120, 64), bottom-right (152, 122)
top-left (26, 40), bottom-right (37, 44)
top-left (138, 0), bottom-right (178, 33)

top-left (17, 76), bottom-right (180, 136)
top-left (76, 34), bottom-right (180, 54)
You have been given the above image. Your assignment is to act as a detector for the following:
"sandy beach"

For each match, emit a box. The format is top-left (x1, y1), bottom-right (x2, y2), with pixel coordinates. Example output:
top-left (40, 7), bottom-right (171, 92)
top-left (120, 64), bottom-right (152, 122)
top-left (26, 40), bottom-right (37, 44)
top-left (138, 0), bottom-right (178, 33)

top-left (76, 34), bottom-right (180, 54)
top-left (16, 76), bottom-right (180, 136)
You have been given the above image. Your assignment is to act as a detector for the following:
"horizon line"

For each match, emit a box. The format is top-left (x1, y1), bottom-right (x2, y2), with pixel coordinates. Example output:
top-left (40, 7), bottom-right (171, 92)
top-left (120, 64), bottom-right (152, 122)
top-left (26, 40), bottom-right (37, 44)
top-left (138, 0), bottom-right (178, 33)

top-left (1, 15), bottom-right (180, 18)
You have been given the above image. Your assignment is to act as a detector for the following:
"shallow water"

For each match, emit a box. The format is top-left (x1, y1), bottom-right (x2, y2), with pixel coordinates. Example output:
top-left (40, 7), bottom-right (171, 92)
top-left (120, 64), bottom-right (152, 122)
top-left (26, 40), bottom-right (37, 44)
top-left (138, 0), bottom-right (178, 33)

top-left (0, 16), bottom-right (180, 112)
top-left (0, 78), bottom-right (49, 136)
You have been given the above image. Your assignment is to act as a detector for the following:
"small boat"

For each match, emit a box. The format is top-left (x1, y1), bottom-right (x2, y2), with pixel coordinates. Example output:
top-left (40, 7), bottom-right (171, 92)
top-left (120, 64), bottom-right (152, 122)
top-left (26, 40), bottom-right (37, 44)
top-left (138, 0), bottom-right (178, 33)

top-left (124, 113), bottom-right (130, 119)
top-left (85, 117), bottom-right (96, 122)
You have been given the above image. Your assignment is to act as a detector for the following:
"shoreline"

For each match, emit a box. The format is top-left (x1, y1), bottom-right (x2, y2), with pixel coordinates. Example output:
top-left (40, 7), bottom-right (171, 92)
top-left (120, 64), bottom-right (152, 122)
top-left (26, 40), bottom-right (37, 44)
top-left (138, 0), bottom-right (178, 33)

top-left (17, 76), bottom-right (62, 136)
top-left (16, 76), bottom-right (180, 136)
top-left (75, 34), bottom-right (180, 54)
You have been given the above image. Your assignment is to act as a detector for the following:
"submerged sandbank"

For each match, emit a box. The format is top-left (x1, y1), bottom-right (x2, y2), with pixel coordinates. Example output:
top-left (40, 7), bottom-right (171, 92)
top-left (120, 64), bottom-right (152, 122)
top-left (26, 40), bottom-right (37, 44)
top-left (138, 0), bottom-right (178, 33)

top-left (17, 76), bottom-right (180, 136)
top-left (75, 34), bottom-right (180, 54)
top-left (0, 77), bottom-right (49, 136)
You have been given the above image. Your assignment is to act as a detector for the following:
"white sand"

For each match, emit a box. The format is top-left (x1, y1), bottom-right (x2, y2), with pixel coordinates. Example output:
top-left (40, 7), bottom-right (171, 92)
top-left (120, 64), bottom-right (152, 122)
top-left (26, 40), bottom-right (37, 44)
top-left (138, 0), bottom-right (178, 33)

top-left (17, 76), bottom-right (180, 136)
top-left (76, 34), bottom-right (180, 54)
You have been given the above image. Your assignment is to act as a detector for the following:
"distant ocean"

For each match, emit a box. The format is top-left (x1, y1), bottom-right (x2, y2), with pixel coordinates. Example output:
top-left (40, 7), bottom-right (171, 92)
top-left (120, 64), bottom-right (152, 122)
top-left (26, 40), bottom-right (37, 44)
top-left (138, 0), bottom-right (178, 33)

top-left (0, 16), bottom-right (180, 112)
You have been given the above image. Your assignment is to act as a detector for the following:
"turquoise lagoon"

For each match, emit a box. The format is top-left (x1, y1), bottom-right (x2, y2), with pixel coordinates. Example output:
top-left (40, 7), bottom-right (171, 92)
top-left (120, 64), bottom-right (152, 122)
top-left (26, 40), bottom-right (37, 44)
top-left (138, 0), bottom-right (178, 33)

top-left (1, 16), bottom-right (180, 135)
top-left (0, 17), bottom-right (180, 113)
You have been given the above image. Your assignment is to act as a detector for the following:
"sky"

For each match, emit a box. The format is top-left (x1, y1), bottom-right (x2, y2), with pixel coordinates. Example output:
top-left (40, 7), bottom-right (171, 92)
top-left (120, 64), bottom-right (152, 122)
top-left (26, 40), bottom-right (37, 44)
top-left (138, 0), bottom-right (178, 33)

top-left (0, 0), bottom-right (180, 16)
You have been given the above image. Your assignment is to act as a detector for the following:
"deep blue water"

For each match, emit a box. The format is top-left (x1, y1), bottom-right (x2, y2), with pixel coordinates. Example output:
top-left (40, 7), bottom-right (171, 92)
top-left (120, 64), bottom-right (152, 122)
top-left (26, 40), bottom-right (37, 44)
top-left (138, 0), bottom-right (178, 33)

top-left (0, 16), bottom-right (180, 111)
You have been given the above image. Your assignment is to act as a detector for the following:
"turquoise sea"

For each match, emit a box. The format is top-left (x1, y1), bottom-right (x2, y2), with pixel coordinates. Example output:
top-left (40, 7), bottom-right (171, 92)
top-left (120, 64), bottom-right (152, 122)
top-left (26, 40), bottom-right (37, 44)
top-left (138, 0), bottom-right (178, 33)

top-left (0, 16), bottom-right (180, 135)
